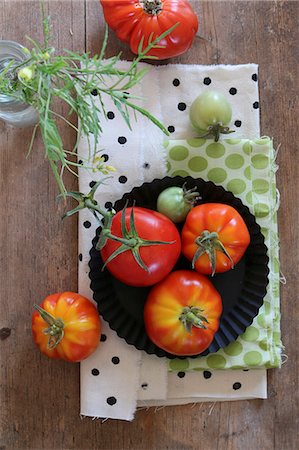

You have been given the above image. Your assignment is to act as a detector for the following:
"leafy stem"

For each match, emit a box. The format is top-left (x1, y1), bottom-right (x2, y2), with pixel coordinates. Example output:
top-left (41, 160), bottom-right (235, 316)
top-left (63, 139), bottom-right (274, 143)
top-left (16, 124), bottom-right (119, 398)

top-left (0, 4), bottom-right (173, 195)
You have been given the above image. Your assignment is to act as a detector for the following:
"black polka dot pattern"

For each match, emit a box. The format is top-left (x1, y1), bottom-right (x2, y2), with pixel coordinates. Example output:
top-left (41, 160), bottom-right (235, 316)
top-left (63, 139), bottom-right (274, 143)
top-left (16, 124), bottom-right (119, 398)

top-left (118, 176), bottom-right (127, 184)
top-left (78, 72), bottom-right (262, 416)
top-left (118, 136), bottom-right (127, 145)
top-left (78, 160), bottom-right (83, 165)
top-left (203, 370), bottom-right (212, 379)
top-left (123, 91), bottom-right (130, 99)
top-left (83, 221), bottom-right (91, 229)
top-left (91, 89), bottom-right (98, 96)
top-left (106, 396), bottom-right (117, 405)
top-left (105, 201), bottom-right (113, 210)
top-left (178, 102), bottom-right (187, 111)
top-left (177, 372), bottom-right (185, 378)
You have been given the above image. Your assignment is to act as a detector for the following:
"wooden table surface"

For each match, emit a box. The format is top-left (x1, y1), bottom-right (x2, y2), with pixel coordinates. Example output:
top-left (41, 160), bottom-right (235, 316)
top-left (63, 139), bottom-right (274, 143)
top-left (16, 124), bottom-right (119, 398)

top-left (0, 1), bottom-right (298, 449)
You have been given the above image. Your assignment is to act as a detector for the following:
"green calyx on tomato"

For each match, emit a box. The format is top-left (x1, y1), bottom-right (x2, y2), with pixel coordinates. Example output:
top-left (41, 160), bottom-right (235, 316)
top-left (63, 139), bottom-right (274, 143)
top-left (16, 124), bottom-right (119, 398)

top-left (61, 179), bottom-right (117, 249)
top-left (33, 304), bottom-right (65, 349)
top-left (179, 306), bottom-right (209, 334)
top-left (192, 230), bottom-right (234, 276)
top-left (99, 204), bottom-right (174, 272)
top-left (157, 182), bottom-right (200, 223)
top-left (61, 179), bottom-right (114, 222)
top-left (189, 91), bottom-right (234, 142)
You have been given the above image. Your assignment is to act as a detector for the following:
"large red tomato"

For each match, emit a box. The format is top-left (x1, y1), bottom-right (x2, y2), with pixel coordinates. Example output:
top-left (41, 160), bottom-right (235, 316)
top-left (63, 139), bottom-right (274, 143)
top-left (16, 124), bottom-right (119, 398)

top-left (144, 270), bottom-right (222, 356)
top-left (182, 203), bottom-right (250, 276)
top-left (32, 292), bottom-right (101, 362)
top-left (100, 0), bottom-right (198, 59)
top-left (100, 206), bottom-right (181, 286)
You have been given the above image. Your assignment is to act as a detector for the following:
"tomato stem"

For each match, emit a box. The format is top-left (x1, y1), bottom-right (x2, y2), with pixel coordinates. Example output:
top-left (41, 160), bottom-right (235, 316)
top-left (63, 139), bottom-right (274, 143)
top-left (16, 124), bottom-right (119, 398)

top-left (61, 179), bottom-right (114, 222)
top-left (192, 230), bottom-right (234, 276)
top-left (179, 306), bottom-right (209, 334)
top-left (197, 124), bottom-right (235, 142)
top-left (182, 182), bottom-right (201, 205)
top-left (33, 304), bottom-right (65, 349)
top-left (140, 0), bottom-right (162, 15)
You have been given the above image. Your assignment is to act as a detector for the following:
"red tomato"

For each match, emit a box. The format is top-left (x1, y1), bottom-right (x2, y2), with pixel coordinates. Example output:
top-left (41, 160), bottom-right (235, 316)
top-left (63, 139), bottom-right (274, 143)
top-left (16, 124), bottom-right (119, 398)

top-left (32, 292), bottom-right (101, 362)
top-left (182, 203), bottom-right (250, 275)
top-left (100, 207), bottom-right (181, 286)
top-left (144, 270), bottom-right (222, 356)
top-left (100, 0), bottom-right (198, 59)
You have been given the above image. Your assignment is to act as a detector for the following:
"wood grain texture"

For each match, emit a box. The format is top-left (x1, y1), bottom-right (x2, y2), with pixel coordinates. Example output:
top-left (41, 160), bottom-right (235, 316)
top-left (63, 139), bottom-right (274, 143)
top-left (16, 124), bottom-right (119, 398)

top-left (0, 1), bottom-right (298, 449)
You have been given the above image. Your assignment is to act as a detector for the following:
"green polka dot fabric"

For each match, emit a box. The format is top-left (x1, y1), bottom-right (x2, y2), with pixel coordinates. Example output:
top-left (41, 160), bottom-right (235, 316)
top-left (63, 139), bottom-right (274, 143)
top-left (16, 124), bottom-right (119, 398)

top-left (165, 137), bottom-right (282, 371)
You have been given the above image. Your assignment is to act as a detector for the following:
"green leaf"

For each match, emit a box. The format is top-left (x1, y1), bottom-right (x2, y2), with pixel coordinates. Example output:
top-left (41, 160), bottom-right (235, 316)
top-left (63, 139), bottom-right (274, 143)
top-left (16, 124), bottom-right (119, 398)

top-left (137, 35), bottom-right (145, 55)
top-left (99, 26), bottom-right (109, 61)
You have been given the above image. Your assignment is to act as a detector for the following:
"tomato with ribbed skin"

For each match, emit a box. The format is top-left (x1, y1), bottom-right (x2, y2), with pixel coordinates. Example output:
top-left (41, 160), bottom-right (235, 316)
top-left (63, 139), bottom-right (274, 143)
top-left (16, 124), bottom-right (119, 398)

top-left (144, 270), bottom-right (222, 356)
top-left (32, 292), bottom-right (101, 362)
top-left (100, 207), bottom-right (181, 287)
top-left (182, 203), bottom-right (250, 276)
top-left (100, 0), bottom-right (198, 60)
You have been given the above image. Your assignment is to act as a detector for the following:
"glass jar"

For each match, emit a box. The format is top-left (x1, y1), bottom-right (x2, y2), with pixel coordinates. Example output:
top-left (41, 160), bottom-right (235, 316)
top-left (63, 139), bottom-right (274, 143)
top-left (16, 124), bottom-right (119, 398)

top-left (0, 40), bottom-right (39, 127)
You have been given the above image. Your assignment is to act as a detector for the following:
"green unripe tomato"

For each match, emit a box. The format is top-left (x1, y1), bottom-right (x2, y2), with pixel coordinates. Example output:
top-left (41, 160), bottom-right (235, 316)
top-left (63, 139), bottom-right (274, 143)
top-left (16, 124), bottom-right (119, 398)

top-left (189, 91), bottom-right (232, 132)
top-left (157, 185), bottom-right (200, 223)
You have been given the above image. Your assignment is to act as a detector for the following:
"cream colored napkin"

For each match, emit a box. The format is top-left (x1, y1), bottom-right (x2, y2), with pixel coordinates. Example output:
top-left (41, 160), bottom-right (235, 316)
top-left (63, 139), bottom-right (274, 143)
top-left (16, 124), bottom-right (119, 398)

top-left (79, 62), bottom-right (267, 421)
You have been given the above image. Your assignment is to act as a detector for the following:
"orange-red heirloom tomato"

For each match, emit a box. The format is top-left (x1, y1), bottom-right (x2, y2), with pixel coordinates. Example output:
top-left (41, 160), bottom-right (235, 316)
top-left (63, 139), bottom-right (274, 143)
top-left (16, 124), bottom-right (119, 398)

top-left (182, 203), bottom-right (250, 276)
top-left (100, 0), bottom-right (198, 60)
top-left (32, 292), bottom-right (101, 362)
top-left (144, 270), bottom-right (222, 356)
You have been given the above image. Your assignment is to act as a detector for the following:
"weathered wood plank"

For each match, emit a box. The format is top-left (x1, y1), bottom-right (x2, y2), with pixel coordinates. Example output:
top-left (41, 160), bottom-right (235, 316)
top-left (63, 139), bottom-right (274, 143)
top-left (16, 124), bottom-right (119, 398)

top-left (0, 1), bottom-right (297, 449)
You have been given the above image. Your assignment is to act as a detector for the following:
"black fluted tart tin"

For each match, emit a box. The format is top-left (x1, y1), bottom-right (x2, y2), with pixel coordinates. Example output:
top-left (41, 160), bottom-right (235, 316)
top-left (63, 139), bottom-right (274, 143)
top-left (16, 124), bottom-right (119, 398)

top-left (89, 176), bottom-right (269, 359)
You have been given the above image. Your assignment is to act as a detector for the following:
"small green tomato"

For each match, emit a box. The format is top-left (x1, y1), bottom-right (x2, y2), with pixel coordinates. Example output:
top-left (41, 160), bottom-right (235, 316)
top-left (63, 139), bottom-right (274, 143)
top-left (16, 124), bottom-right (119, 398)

top-left (157, 184), bottom-right (200, 223)
top-left (189, 91), bottom-right (234, 141)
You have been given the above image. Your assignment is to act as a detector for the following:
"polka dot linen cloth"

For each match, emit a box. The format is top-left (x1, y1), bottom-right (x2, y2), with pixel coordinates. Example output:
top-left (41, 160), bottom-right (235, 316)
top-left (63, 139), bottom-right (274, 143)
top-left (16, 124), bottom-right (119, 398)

top-left (79, 62), bottom-right (281, 421)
